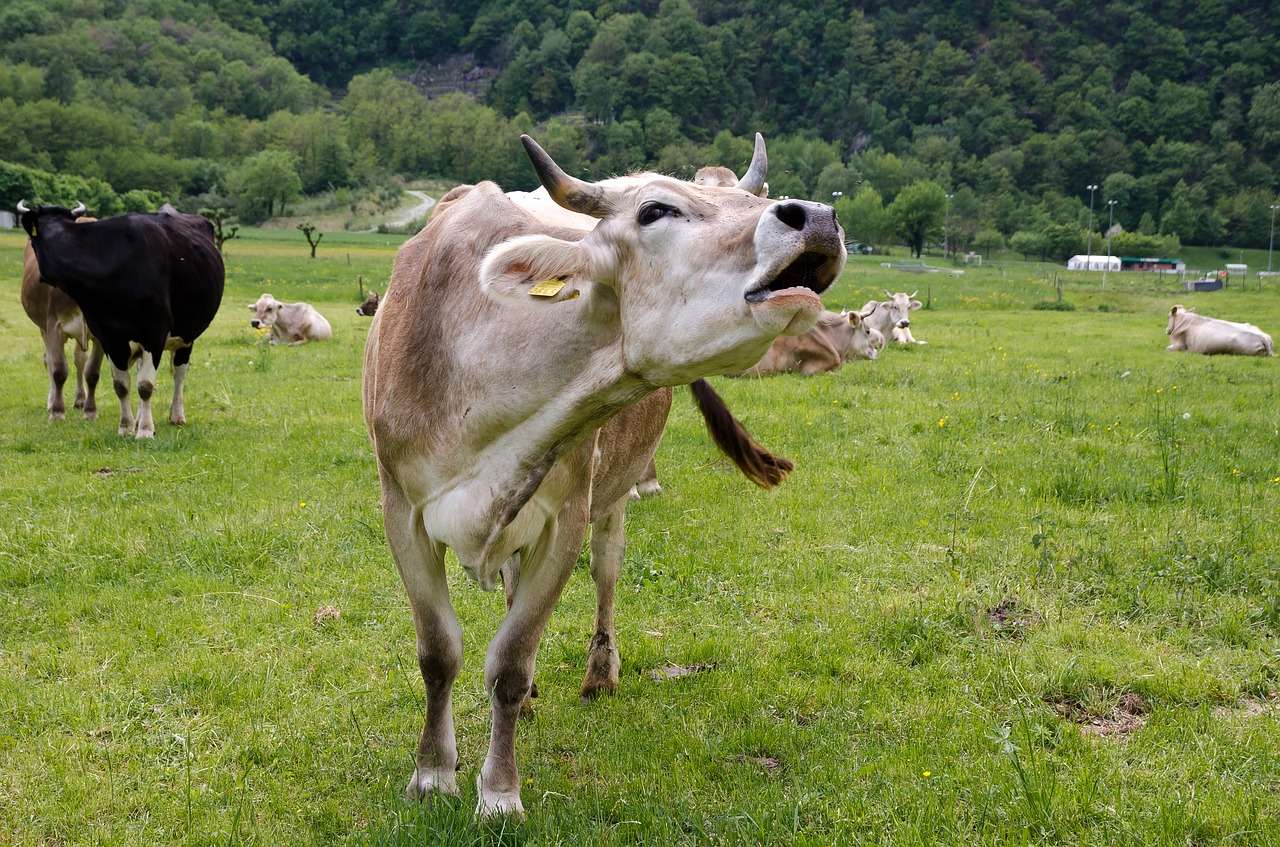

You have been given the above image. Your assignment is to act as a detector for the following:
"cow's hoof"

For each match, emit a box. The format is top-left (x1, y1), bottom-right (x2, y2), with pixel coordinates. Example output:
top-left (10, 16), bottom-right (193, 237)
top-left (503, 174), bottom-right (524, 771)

top-left (169, 415), bottom-right (186, 426)
top-left (135, 427), bottom-right (155, 440)
top-left (635, 481), bottom-right (662, 498)
top-left (406, 767), bottom-right (459, 801)
top-left (49, 411), bottom-right (66, 422)
top-left (475, 775), bottom-right (525, 821)
top-left (83, 410), bottom-right (98, 421)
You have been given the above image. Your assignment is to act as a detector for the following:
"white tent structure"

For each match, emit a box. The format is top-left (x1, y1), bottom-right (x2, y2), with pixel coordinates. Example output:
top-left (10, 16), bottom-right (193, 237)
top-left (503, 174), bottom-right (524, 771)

top-left (1068, 254), bottom-right (1121, 271)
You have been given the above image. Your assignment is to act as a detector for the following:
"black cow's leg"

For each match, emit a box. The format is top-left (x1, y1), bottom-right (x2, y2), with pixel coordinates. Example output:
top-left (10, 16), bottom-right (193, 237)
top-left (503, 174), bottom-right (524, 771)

top-left (170, 346), bottom-right (192, 425)
top-left (111, 361), bottom-right (135, 436)
top-left (133, 349), bottom-right (158, 439)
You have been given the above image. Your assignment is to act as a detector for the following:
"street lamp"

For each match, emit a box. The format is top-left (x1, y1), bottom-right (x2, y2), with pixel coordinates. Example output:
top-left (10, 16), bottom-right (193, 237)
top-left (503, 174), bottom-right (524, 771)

top-left (1269, 204), bottom-right (1279, 274)
top-left (1104, 199), bottom-right (1118, 288)
top-left (944, 193), bottom-right (954, 259)
top-left (1085, 184), bottom-right (1099, 265)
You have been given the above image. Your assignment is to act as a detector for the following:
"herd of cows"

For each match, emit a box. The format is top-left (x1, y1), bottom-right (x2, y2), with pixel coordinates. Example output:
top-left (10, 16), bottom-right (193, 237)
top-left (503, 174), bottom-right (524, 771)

top-left (13, 132), bottom-right (1277, 819)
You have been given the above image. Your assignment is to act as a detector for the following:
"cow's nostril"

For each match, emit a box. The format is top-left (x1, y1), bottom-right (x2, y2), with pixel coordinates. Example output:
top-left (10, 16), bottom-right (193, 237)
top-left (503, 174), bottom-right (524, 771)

top-left (774, 202), bottom-right (807, 231)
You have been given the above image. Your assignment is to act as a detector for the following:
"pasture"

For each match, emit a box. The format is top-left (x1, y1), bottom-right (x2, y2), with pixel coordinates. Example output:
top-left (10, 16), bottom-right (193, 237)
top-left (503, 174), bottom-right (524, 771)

top-left (2, 225), bottom-right (1279, 846)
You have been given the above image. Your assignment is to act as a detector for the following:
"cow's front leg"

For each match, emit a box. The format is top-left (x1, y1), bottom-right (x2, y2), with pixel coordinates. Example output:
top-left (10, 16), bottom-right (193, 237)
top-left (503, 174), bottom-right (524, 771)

top-left (499, 554), bottom-right (538, 716)
top-left (582, 496), bottom-right (627, 700)
top-left (111, 362), bottom-right (136, 436)
top-left (478, 500), bottom-right (588, 819)
top-left (383, 482), bottom-right (463, 801)
top-left (133, 350), bottom-right (158, 439)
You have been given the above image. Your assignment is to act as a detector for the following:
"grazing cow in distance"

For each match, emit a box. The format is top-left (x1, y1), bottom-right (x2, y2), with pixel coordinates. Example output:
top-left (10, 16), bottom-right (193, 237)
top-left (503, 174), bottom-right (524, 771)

top-left (248, 293), bottom-right (333, 345)
top-left (21, 214), bottom-right (104, 420)
top-left (1166, 305), bottom-right (1274, 356)
top-left (363, 134), bottom-right (843, 816)
top-left (356, 291), bottom-right (381, 316)
top-left (19, 201), bottom-right (225, 438)
top-left (861, 290), bottom-right (927, 345)
top-left (729, 309), bottom-right (878, 377)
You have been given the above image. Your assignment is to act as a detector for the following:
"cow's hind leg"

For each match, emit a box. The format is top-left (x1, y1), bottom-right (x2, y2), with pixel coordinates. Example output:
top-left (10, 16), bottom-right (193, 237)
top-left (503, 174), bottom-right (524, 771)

top-left (478, 494), bottom-right (590, 819)
top-left (111, 362), bottom-right (136, 436)
top-left (169, 347), bottom-right (192, 425)
top-left (133, 350), bottom-right (158, 439)
top-left (42, 331), bottom-right (69, 421)
top-left (582, 496), bottom-right (627, 701)
top-left (383, 481), bottom-right (463, 801)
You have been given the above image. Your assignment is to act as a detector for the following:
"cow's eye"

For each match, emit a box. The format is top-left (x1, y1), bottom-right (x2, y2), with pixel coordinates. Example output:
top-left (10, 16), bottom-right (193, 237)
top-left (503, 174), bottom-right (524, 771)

top-left (638, 203), bottom-right (677, 226)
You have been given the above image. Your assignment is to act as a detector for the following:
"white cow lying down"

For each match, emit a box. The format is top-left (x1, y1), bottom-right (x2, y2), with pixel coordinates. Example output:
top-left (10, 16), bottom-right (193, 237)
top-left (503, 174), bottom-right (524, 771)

top-left (1166, 305), bottom-right (1273, 356)
top-left (248, 293), bottom-right (332, 344)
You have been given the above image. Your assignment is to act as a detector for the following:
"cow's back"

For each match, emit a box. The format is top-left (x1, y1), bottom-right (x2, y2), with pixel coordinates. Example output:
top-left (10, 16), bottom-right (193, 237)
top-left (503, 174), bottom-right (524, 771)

top-left (158, 211), bottom-right (225, 342)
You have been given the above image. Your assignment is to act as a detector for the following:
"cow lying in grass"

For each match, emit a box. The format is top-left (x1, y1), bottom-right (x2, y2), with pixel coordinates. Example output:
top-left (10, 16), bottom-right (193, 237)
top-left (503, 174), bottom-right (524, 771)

top-left (248, 293), bottom-right (333, 345)
top-left (729, 309), bottom-right (878, 377)
top-left (1165, 305), bottom-right (1274, 356)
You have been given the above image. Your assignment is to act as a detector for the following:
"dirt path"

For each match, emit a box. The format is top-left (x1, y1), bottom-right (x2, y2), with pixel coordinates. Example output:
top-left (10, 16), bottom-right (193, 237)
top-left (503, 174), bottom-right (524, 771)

top-left (385, 190), bottom-right (436, 227)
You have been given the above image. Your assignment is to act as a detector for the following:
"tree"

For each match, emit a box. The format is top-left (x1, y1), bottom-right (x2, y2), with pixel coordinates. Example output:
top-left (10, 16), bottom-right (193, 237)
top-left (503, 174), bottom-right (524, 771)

top-left (1010, 230), bottom-right (1049, 261)
top-left (887, 180), bottom-right (947, 257)
top-left (200, 207), bottom-right (239, 253)
top-left (297, 220), bottom-right (322, 258)
top-left (843, 186), bottom-right (888, 248)
top-left (973, 229), bottom-right (1005, 258)
top-left (228, 151), bottom-right (301, 224)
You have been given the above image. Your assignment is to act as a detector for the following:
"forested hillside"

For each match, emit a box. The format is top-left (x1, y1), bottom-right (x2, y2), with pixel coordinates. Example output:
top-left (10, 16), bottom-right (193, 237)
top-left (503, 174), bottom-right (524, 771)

top-left (3, 0), bottom-right (1278, 254)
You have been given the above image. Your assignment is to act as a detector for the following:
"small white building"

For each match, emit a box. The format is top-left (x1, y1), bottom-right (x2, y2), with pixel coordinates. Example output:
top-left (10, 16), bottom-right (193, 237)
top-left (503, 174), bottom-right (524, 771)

top-left (1067, 254), bottom-right (1121, 271)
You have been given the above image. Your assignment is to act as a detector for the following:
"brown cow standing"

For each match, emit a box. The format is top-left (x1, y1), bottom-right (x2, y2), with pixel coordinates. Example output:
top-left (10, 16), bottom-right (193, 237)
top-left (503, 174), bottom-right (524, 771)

top-left (363, 135), bottom-right (844, 817)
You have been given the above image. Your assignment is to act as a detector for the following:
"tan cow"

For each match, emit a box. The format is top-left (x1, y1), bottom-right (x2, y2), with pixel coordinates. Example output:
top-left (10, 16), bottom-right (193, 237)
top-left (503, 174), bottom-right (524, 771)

top-left (21, 218), bottom-right (104, 420)
top-left (861, 290), bottom-right (927, 345)
top-left (1166, 305), bottom-right (1274, 356)
top-left (355, 291), bottom-right (381, 316)
top-left (729, 309), bottom-right (878, 377)
top-left (363, 135), bottom-right (843, 817)
top-left (248, 293), bottom-right (333, 344)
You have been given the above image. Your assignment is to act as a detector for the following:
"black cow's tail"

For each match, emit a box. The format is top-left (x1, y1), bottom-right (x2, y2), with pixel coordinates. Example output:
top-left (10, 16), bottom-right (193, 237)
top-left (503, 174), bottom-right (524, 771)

top-left (689, 378), bottom-right (793, 490)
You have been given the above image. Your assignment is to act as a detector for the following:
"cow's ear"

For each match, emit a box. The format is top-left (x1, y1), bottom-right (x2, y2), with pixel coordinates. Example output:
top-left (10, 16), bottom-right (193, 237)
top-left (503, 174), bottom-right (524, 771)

top-left (481, 234), bottom-right (591, 305)
top-left (846, 311), bottom-right (861, 327)
top-left (909, 300), bottom-right (923, 311)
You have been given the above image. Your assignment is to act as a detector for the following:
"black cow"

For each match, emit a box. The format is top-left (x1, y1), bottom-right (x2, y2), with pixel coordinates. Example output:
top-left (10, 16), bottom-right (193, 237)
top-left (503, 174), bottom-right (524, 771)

top-left (18, 202), bottom-right (226, 438)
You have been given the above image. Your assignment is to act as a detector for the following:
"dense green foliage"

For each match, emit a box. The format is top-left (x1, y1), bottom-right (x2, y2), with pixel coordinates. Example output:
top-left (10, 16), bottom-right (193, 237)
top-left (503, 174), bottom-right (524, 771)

top-left (2, 0), bottom-right (1279, 250)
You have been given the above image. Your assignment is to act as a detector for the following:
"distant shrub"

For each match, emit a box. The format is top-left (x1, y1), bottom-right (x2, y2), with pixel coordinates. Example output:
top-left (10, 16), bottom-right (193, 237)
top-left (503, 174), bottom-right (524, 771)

top-left (1033, 301), bottom-right (1077, 311)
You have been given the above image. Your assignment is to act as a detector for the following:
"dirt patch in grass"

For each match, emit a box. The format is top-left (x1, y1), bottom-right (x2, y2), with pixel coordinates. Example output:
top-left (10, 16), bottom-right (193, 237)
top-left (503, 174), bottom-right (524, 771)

top-left (986, 598), bottom-right (1042, 637)
top-left (1052, 691), bottom-right (1149, 737)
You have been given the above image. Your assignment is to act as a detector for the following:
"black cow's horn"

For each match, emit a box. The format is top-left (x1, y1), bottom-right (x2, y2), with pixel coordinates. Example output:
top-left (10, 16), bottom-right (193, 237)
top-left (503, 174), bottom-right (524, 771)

top-left (734, 133), bottom-right (768, 196)
top-left (521, 135), bottom-right (609, 218)
top-left (16, 199), bottom-right (30, 213)
top-left (70, 201), bottom-right (86, 216)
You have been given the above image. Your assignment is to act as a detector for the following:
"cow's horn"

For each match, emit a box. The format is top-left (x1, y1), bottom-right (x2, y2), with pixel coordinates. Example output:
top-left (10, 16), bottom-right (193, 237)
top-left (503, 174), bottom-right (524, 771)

top-left (909, 290), bottom-right (919, 298)
top-left (16, 199), bottom-right (30, 213)
top-left (734, 133), bottom-right (768, 196)
top-left (70, 201), bottom-right (86, 216)
top-left (521, 135), bottom-right (609, 218)
top-left (883, 289), bottom-right (892, 298)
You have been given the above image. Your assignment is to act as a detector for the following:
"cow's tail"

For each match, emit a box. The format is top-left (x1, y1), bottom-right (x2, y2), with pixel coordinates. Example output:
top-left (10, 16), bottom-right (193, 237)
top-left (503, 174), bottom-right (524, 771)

top-left (689, 378), bottom-right (793, 489)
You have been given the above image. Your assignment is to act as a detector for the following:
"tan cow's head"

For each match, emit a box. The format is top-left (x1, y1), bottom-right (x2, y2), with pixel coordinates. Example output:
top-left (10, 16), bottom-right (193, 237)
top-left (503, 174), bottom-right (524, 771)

top-left (248, 293), bottom-right (284, 329)
top-left (481, 135), bottom-right (845, 384)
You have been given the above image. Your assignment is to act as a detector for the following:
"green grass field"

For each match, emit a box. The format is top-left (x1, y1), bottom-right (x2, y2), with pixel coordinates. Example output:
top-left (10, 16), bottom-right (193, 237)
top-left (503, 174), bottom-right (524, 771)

top-left (2, 226), bottom-right (1279, 846)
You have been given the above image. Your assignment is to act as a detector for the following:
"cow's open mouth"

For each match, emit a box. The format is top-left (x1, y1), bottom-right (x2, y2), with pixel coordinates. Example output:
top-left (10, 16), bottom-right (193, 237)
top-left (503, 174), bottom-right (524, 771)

top-left (745, 251), bottom-right (835, 302)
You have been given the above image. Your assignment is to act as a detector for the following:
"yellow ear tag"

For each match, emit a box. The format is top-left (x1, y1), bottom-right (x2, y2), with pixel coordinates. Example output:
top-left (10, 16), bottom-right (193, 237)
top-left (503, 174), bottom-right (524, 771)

top-left (30, 226), bottom-right (37, 237)
top-left (528, 278), bottom-right (578, 299)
